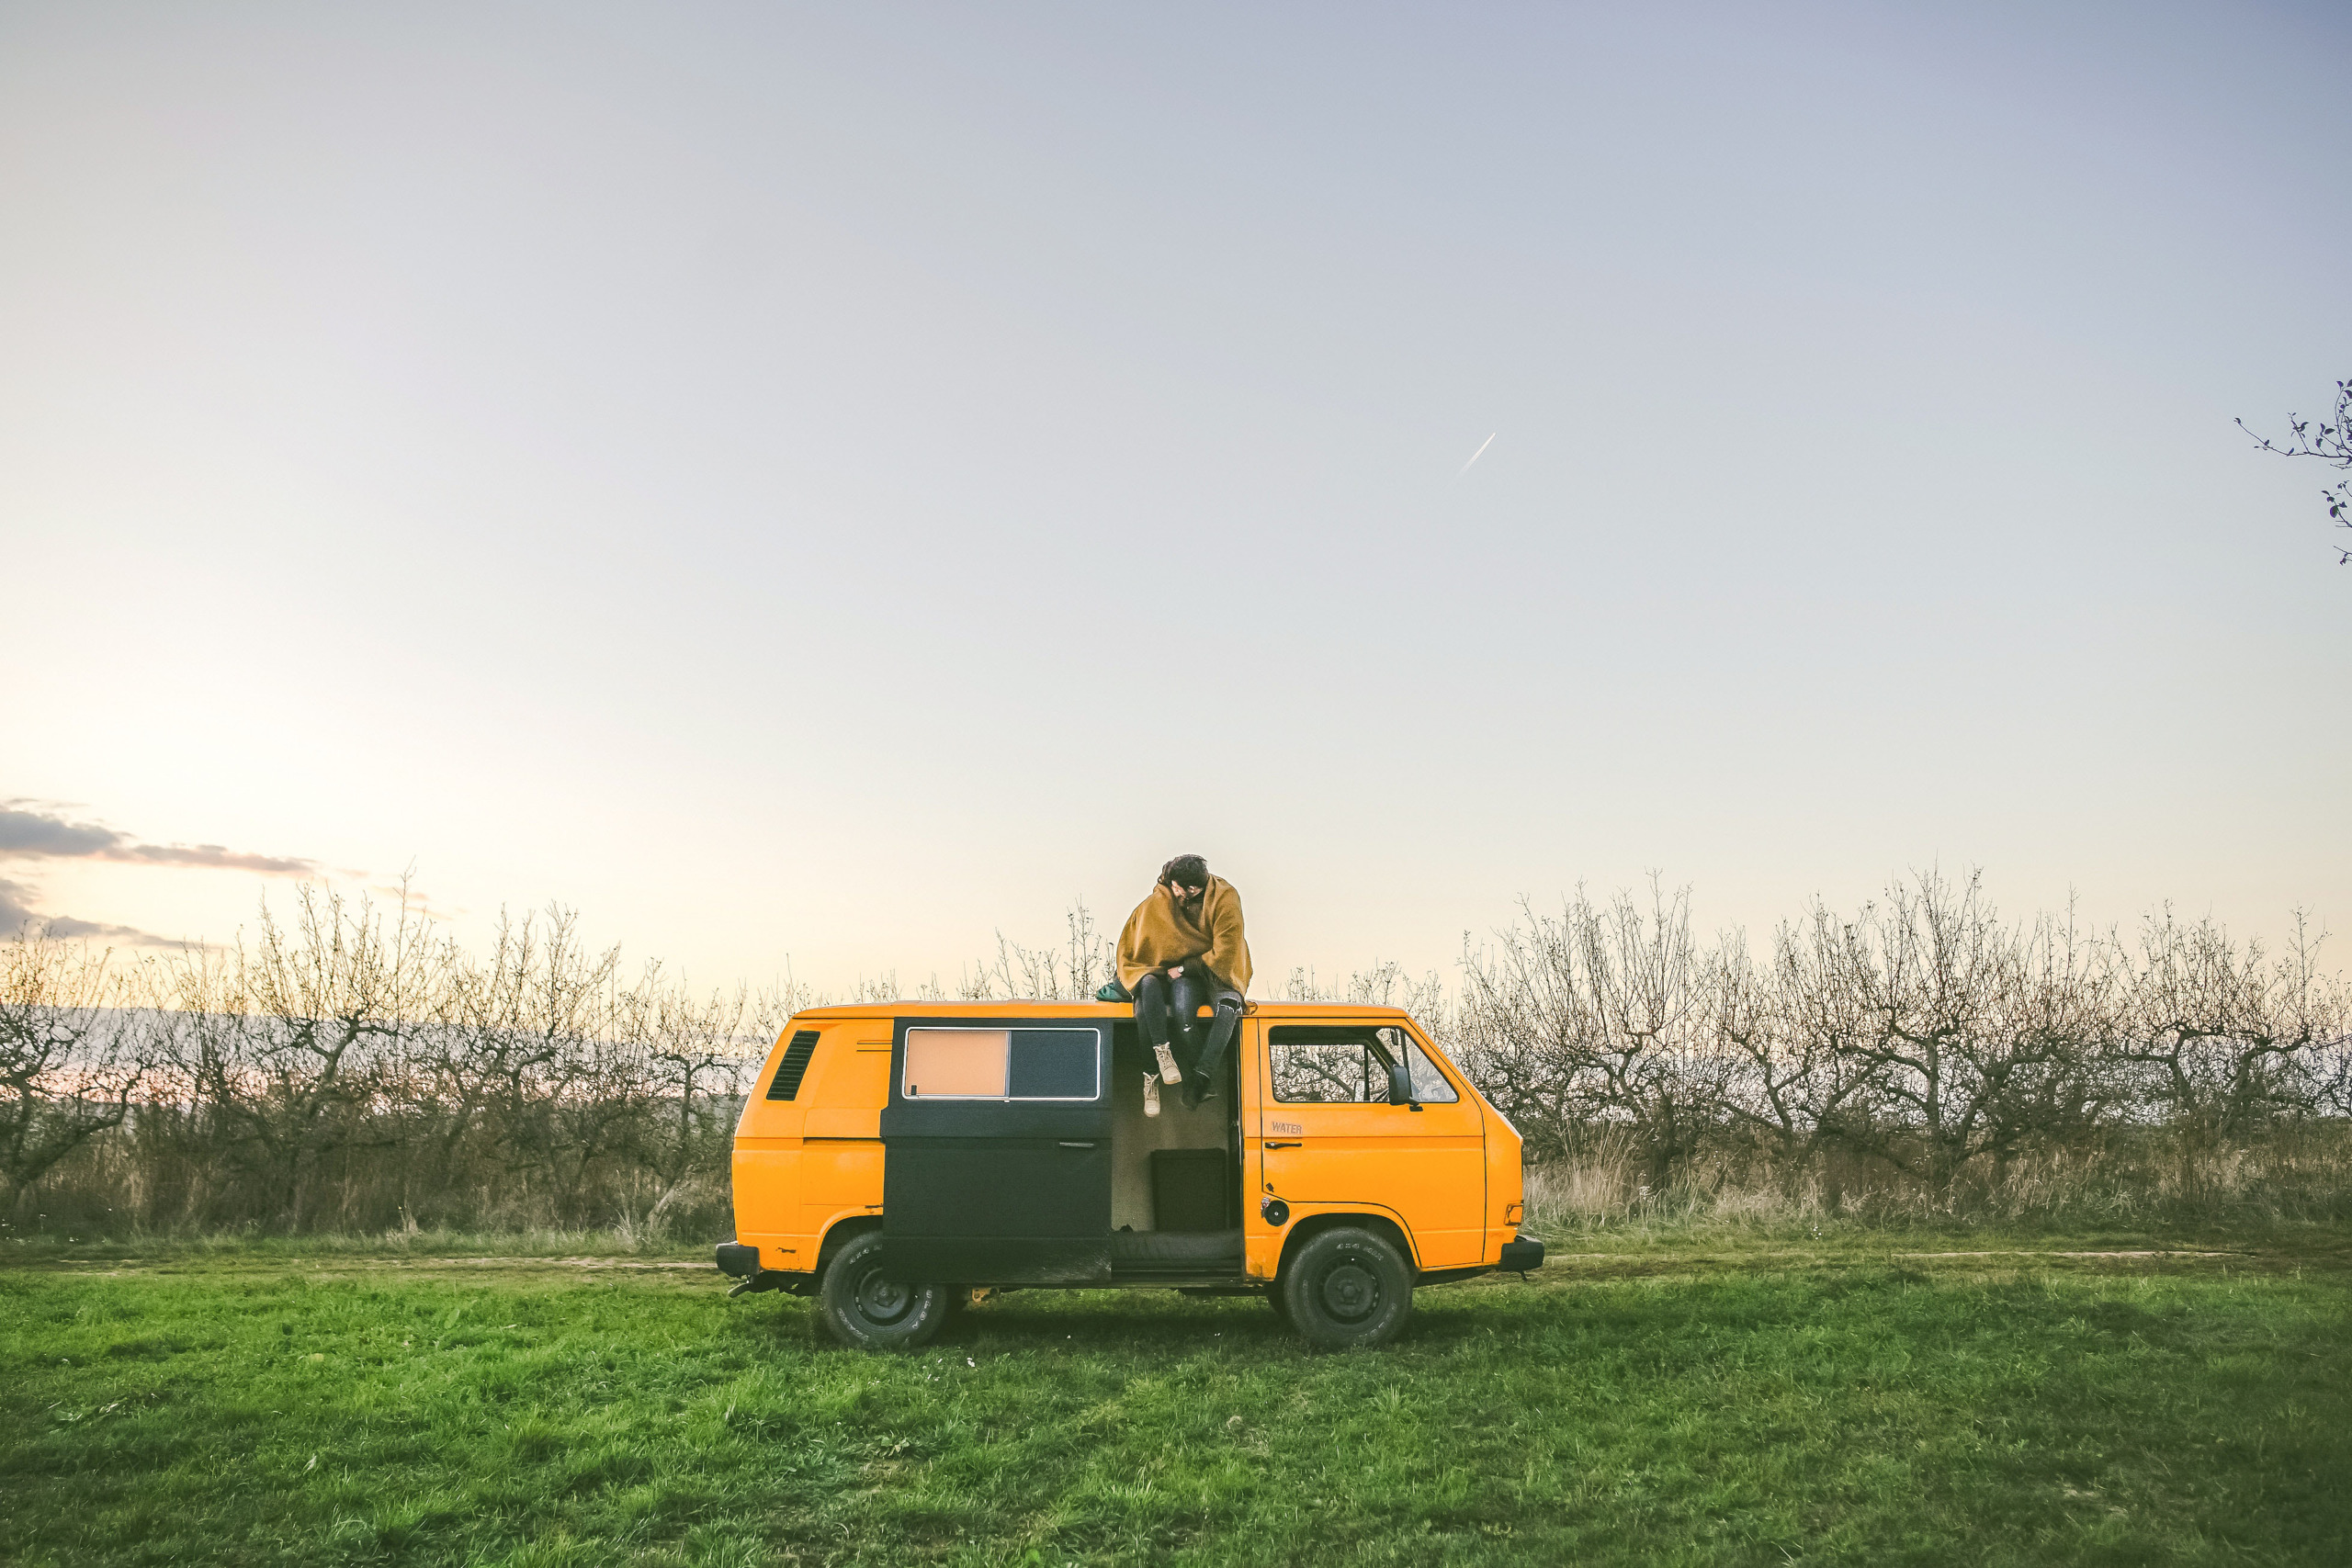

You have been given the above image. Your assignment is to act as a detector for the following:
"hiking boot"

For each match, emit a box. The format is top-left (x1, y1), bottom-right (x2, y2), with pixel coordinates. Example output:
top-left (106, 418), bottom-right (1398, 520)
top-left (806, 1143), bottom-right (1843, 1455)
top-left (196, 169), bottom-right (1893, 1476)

top-left (1180, 1076), bottom-right (1214, 1111)
top-left (1152, 1043), bottom-right (1182, 1084)
top-left (1142, 1072), bottom-right (1161, 1117)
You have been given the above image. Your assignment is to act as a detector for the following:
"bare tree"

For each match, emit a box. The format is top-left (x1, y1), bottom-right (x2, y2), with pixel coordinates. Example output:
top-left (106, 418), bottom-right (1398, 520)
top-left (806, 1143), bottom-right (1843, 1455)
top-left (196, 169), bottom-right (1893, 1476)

top-left (2240, 378), bottom-right (2352, 564)
top-left (172, 885), bottom-right (453, 1230)
top-left (427, 907), bottom-right (618, 1217)
top-left (2112, 908), bottom-right (2342, 1168)
top-left (8, 874), bottom-right (2344, 1235)
top-left (1807, 872), bottom-right (2110, 1194)
top-left (1455, 904), bottom-right (1606, 1166)
top-left (0, 928), bottom-right (153, 1206)
top-left (964, 901), bottom-right (1113, 1001)
top-left (1714, 923), bottom-right (1867, 1170)
top-left (1458, 882), bottom-right (1733, 1187)
top-left (1281, 958), bottom-right (1450, 1027)
top-left (619, 966), bottom-right (752, 1229)
top-left (744, 971), bottom-right (819, 1061)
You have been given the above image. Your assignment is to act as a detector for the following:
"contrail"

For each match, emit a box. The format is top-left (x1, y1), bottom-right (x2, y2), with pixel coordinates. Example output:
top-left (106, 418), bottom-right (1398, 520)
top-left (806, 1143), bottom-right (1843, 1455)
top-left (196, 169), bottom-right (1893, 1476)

top-left (1457, 432), bottom-right (1496, 478)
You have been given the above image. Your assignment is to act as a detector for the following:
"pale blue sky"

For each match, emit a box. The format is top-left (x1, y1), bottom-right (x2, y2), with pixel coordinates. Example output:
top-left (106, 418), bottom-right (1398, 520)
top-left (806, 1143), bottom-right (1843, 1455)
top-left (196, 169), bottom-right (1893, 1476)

top-left (3, 2), bottom-right (2346, 990)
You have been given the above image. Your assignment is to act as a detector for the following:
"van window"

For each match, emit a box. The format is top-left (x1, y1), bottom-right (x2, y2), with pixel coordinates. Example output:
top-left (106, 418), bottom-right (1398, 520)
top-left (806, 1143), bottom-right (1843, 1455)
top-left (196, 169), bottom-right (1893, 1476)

top-left (1269, 1025), bottom-right (1461, 1104)
top-left (902, 1027), bottom-right (1102, 1100)
top-left (1271, 1034), bottom-right (1384, 1102)
top-left (1397, 1033), bottom-right (1462, 1104)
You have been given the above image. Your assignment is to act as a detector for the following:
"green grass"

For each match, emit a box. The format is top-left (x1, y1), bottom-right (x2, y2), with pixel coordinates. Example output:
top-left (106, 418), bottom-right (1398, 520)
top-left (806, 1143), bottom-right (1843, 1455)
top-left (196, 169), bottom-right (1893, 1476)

top-left (4, 1227), bottom-right (2348, 1566)
top-left (0, 1225), bottom-right (709, 1264)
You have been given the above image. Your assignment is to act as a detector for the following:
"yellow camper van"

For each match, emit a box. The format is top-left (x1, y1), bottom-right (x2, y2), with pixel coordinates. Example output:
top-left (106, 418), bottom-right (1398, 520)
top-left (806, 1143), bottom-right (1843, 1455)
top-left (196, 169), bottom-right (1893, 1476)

top-left (717, 1001), bottom-right (1544, 1348)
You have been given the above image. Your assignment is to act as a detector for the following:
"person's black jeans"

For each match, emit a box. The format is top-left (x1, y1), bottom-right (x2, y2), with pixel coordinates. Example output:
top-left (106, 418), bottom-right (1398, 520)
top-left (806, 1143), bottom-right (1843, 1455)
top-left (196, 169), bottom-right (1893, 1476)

top-left (1133, 964), bottom-right (1243, 1094)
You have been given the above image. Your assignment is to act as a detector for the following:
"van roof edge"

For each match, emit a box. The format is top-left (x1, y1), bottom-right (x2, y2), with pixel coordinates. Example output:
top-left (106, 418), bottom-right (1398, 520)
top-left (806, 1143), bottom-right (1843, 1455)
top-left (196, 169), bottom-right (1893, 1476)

top-left (786, 999), bottom-right (1415, 1019)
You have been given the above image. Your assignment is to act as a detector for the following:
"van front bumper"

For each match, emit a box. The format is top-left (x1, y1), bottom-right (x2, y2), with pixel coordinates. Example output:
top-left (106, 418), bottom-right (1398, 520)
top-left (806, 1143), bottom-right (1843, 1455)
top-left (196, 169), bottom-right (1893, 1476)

top-left (1498, 1234), bottom-right (1545, 1272)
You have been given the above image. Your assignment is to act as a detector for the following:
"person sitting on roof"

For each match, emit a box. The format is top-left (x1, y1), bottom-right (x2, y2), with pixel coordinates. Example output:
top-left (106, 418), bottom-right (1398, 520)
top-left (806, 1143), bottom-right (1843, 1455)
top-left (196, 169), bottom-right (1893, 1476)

top-left (1116, 853), bottom-right (1251, 1112)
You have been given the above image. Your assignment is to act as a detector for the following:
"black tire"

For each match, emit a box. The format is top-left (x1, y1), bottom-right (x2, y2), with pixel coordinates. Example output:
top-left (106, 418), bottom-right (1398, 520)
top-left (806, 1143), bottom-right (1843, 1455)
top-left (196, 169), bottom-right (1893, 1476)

top-left (1278, 1225), bottom-right (1414, 1349)
top-left (818, 1232), bottom-right (954, 1351)
top-left (1264, 1284), bottom-right (1293, 1328)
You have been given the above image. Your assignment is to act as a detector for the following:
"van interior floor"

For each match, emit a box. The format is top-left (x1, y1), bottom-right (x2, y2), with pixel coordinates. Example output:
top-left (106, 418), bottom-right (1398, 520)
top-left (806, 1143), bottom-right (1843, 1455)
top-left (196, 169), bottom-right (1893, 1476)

top-left (1108, 1226), bottom-right (1244, 1277)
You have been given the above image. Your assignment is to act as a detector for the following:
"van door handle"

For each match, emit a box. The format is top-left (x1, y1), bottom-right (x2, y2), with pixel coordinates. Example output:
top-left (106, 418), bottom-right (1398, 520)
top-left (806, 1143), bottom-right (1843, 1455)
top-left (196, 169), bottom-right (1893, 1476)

top-left (1057, 1140), bottom-right (1097, 1149)
top-left (1263, 1140), bottom-right (1302, 1148)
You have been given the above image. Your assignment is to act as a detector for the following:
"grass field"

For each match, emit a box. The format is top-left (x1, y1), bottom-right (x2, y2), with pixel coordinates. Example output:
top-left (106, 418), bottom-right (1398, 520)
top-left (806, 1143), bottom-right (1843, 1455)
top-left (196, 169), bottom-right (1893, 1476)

top-left (5, 1224), bottom-right (2349, 1566)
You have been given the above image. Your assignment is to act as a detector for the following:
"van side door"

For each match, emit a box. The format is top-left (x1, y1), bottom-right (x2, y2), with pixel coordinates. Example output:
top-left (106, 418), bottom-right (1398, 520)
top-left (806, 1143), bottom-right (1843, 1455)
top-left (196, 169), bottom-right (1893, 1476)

top-left (1258, 1022), bottom-right (1487, 1269)
top-left (878, 1018), bottom-right (1113, 1285)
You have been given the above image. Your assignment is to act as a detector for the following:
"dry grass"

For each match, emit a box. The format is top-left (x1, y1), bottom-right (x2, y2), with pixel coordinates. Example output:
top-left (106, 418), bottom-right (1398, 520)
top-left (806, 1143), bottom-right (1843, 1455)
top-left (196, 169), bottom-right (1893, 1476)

top-left (1522, 1122), bottom-right (2352, 1233)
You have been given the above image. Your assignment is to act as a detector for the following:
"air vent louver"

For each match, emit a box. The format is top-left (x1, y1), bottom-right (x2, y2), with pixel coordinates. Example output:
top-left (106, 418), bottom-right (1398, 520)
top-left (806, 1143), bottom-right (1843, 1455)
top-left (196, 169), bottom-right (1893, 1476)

top-left (765, 1030), bottom-right (821, 1100)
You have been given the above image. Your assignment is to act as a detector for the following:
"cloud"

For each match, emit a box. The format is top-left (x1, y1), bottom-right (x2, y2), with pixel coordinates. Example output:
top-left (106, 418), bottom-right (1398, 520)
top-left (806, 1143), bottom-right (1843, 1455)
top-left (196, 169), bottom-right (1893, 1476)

top-left (0, 804), bottom-right (324, 877)
top-left (0, 801), bottom-right (331, 946)
top-left (117, 843), bottom-right (318, 874)
top-left (0, 875), bottom-right (175, 947)
top-left (0, 809), bottom-right (120, 858)
top-left (0, 875), bottom-right (40, 931)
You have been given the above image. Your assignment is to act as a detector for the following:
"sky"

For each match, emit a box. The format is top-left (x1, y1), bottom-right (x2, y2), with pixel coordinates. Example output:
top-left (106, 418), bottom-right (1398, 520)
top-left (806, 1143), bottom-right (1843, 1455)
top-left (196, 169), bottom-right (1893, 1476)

top-left (3, 1), bottom-right (2347, 996)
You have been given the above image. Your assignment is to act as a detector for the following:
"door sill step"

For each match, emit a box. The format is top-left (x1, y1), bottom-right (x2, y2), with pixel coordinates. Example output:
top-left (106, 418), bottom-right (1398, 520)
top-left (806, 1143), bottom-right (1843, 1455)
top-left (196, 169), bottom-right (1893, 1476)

top-left (1108, 1228), bottom-right (1244, 1267)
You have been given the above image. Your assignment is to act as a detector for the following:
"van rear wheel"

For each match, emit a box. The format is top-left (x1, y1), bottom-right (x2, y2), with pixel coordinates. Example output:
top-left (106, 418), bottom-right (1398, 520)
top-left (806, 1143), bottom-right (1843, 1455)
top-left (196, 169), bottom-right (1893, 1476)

top-left (1279, 1226), bottom-right (1413, 1348)
top-left (818, 1232), bottom-right (953, 1351)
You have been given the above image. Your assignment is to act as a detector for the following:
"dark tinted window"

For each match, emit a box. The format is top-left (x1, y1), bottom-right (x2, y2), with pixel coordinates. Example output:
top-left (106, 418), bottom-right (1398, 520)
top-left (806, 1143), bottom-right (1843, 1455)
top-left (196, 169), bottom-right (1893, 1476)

top-left (1009, 1029), bottom-right (1098, 1099)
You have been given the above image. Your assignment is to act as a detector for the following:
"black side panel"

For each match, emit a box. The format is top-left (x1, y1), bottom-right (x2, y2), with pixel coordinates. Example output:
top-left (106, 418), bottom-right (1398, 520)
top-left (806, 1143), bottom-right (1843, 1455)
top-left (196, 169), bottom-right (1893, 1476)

top-left (882, 1137), bottom-right (1111, 1283)
top-left (881, 1100), bottom-right (1106, 1140)
top-left (879, 1017), bottom-right (1114, 1286)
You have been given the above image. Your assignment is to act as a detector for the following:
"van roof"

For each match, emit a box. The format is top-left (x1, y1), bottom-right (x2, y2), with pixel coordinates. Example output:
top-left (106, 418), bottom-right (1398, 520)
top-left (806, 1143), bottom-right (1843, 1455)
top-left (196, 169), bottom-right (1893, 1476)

top-left (790, 999), bottom-right (1416, 1021)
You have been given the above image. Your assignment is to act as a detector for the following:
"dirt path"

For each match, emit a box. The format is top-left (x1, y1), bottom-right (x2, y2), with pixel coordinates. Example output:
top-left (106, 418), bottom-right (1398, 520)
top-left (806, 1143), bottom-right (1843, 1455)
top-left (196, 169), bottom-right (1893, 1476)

top-left (24, 1255), bottom-right (717, 1276)
top-left (1899, 1248), bottom-right (2231, 1258)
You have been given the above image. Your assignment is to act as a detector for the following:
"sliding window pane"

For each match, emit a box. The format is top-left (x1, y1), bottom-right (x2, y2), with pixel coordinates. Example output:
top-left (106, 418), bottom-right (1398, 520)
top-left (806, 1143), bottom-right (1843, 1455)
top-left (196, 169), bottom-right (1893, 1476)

top-left (903, 1029), bottom-right (1008, 1098)
top-left (1008, 1029), bottom-right (1100, 1100)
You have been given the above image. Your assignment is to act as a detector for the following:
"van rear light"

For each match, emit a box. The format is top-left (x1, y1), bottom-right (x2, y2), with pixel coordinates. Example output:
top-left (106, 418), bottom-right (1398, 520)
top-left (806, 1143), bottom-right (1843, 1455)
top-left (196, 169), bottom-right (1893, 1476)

top-left (765, 1031), bottom-right (822, 1100)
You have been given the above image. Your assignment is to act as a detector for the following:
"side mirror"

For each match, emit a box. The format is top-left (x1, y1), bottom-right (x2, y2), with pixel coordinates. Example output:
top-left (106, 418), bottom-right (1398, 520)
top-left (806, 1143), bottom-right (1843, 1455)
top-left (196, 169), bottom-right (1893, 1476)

top-left (1386, 1061), bottom-right (1415, 1106)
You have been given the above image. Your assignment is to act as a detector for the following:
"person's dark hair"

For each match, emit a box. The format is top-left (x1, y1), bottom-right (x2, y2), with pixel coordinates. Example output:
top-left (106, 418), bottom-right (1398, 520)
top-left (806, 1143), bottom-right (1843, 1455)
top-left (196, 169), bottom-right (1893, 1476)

top-left (1159, 853), bottom-right (1210, 890)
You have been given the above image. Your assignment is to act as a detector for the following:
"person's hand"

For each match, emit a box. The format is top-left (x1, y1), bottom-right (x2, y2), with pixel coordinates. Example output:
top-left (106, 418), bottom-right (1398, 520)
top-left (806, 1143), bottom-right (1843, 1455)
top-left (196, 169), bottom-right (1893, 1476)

top-left (1168, 964), bottom-right (1183, 978)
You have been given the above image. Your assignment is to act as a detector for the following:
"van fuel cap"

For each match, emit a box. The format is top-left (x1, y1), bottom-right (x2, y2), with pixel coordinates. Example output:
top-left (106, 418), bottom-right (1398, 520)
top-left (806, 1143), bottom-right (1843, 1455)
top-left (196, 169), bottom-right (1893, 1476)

top-left (1259, 1197), bottom-right (1290, 1225)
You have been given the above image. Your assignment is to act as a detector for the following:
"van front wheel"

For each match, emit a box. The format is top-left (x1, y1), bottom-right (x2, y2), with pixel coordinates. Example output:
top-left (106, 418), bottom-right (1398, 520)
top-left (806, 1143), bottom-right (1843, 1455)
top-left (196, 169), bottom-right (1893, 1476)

top-left (818, 1232), bottom-right (953, 1351)
top-left (1279, 1226), bottom-right (1413, 1348)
